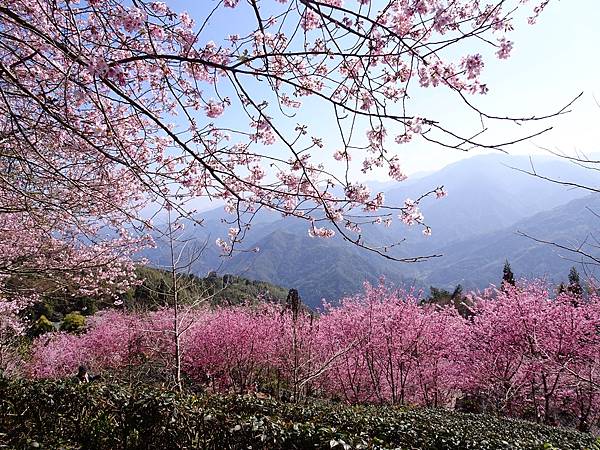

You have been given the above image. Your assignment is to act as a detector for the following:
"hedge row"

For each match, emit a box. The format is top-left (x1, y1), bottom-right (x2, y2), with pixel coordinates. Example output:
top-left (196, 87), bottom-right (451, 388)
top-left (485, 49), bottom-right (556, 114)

top-left (1, 379), bottom-right (598, 450)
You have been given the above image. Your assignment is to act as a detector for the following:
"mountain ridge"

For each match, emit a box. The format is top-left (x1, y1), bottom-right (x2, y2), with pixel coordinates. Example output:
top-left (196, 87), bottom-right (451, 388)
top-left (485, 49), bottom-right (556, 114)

top-left (141, 153), bottom-right (599, 306)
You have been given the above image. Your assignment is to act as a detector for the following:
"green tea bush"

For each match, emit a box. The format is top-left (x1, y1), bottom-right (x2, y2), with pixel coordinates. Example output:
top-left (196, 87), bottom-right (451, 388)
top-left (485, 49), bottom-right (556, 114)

top-left (1, 379), bottom-right (598, 450)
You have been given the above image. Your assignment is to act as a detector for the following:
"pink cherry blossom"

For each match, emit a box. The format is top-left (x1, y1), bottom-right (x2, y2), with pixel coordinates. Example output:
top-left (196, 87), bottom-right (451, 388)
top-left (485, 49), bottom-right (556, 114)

top-left (205, 100), bottom-right (226, 118)
top-left (0, 0), bottom-right (557, 334)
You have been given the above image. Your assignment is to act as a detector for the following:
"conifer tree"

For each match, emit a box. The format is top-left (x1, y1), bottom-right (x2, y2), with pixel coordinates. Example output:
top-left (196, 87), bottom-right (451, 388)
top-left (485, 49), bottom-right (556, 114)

top-left (451, 284), bottom-right (463, 299)
top-left (568, 267), bottom-right (584, 299)
top-left (502, 260), bottom-right (516, 287)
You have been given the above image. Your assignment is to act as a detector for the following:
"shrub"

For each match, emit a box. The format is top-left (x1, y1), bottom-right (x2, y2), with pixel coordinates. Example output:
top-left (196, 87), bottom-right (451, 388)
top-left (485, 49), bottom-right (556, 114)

top-left (25, 281), bottom-right (600, 430)
top-left (0, 379), bottom-right (597, 450)
top-left (31, 314), bottom-right (55, 336)
top-left (60, 312), bottom-right (86, 333)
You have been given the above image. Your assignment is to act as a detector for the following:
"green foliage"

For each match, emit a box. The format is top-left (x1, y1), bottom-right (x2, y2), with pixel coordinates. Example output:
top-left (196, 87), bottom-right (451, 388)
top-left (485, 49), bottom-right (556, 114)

top-left (1, 379), bottom-right (597, 450)
top-left (31, 314), bottom-right (55, 336)
top-left (502, 260), bottom-right (516, 287)
top-left (26, 294), bottom-right (101, 324)
top-left (125, 267), bottom-right (288, 310)
top-left (24, 267), bottom-right (289, 324)
top-left (568, 266), bottom-right (583, 298)
top-left (426, 285), bottom-right (473, 318)
top-left (60, 313), bottom-right (86, 333)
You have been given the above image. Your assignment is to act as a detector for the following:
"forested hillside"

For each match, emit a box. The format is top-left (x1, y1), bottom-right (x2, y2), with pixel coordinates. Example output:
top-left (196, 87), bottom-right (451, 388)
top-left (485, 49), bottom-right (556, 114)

top-left (27, 267), bottom-right (289, 331)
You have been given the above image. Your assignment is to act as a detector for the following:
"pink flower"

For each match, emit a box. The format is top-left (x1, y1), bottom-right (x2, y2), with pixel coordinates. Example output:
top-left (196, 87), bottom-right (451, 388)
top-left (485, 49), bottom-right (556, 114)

top-left (345, 183), bottom-right (370, 203)
top-left (122, 8), bottom-right (146, 33)
top-left (461, 54), bottom-right (484, 80)
top-left (228, 227), bottom-right (239, 240)
top-left (308, 225), bottom-right (335, 238)
top-left (150, 2), bottom-right (170, 14)
top-left (301, 10), bottom-right (320, 30)
top-left (388, 159), bottom-right (407, 181)
top-left (204, 100), bottom-right (225, 118)
top-left (360, 92), bottom-right (375, 110)
top-left (496, 39), bottom-right (513, 59)
top-left (88, 57), bottom-right (109, 78)
top-left (215, 237), bottom-right (230, 252)
top-left (333, 150), bottom-right (350, 161)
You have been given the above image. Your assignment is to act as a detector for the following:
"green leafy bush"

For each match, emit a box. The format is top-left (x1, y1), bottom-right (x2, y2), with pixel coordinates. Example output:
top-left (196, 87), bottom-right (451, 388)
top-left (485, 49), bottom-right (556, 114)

top-left (60, 312), bottom-right (86, 332)
top-left (1, 379), bottom-right (598, 450)
top-left (31, 314), bottom-right (55, 336)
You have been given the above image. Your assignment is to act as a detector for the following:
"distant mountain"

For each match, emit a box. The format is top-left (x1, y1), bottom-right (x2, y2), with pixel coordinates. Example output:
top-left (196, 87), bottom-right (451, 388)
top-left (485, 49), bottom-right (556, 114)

top-left (418, 194), bottom-right (600, 290)
top-left (141, 153), bottom-right (599, 307)
top-left (219, 228), bottom-right (409, 307)
top-left (384, 153), bottom-right (599, 247)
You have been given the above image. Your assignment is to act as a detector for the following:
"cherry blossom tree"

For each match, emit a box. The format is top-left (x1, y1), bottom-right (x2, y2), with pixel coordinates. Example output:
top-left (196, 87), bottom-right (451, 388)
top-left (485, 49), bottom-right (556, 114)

top-left (460, 282), bottom-right (600, 429)
top-left (182, 305), bottom-right (278, 392)
top-left (25, 279), bottom-right (600, 430)
top-left (0, 296), bottom-right (26, 375)
top-left (1, 0), bottom-right (568, 370)
top-left (27, 309), bottom-right (148, 379)
top-left (0, 0), bottom-right (565, 269)
top-left (319, 282), bottom-right (463, 405)
top-left (27, 283), bottom-right (466, 405)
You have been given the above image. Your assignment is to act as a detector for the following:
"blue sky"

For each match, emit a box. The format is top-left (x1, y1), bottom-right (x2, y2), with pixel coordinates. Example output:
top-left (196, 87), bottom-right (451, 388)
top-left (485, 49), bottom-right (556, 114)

top-left (162, 0), bottom-right (599, 188)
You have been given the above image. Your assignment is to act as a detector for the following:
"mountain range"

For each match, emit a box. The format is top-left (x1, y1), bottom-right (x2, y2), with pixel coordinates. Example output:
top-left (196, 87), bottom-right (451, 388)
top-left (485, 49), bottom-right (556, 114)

top-left (142, 153), bottom-right (600, 308)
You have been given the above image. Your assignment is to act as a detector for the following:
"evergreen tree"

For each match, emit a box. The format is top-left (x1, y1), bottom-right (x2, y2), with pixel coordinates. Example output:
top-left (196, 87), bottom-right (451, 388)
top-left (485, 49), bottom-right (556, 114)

top-left (428, 287), bottom-right (452, 303)
top-left (557, 282), bottom-right (567, 295)
top-left (502, 260), bottom-right (516, 287)
top-left (451, 284), bottom-right (463, 300)
top-left (427, 285), bottom-right (473, 318)
top-left (567, 267), bottom-right (583, 299)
